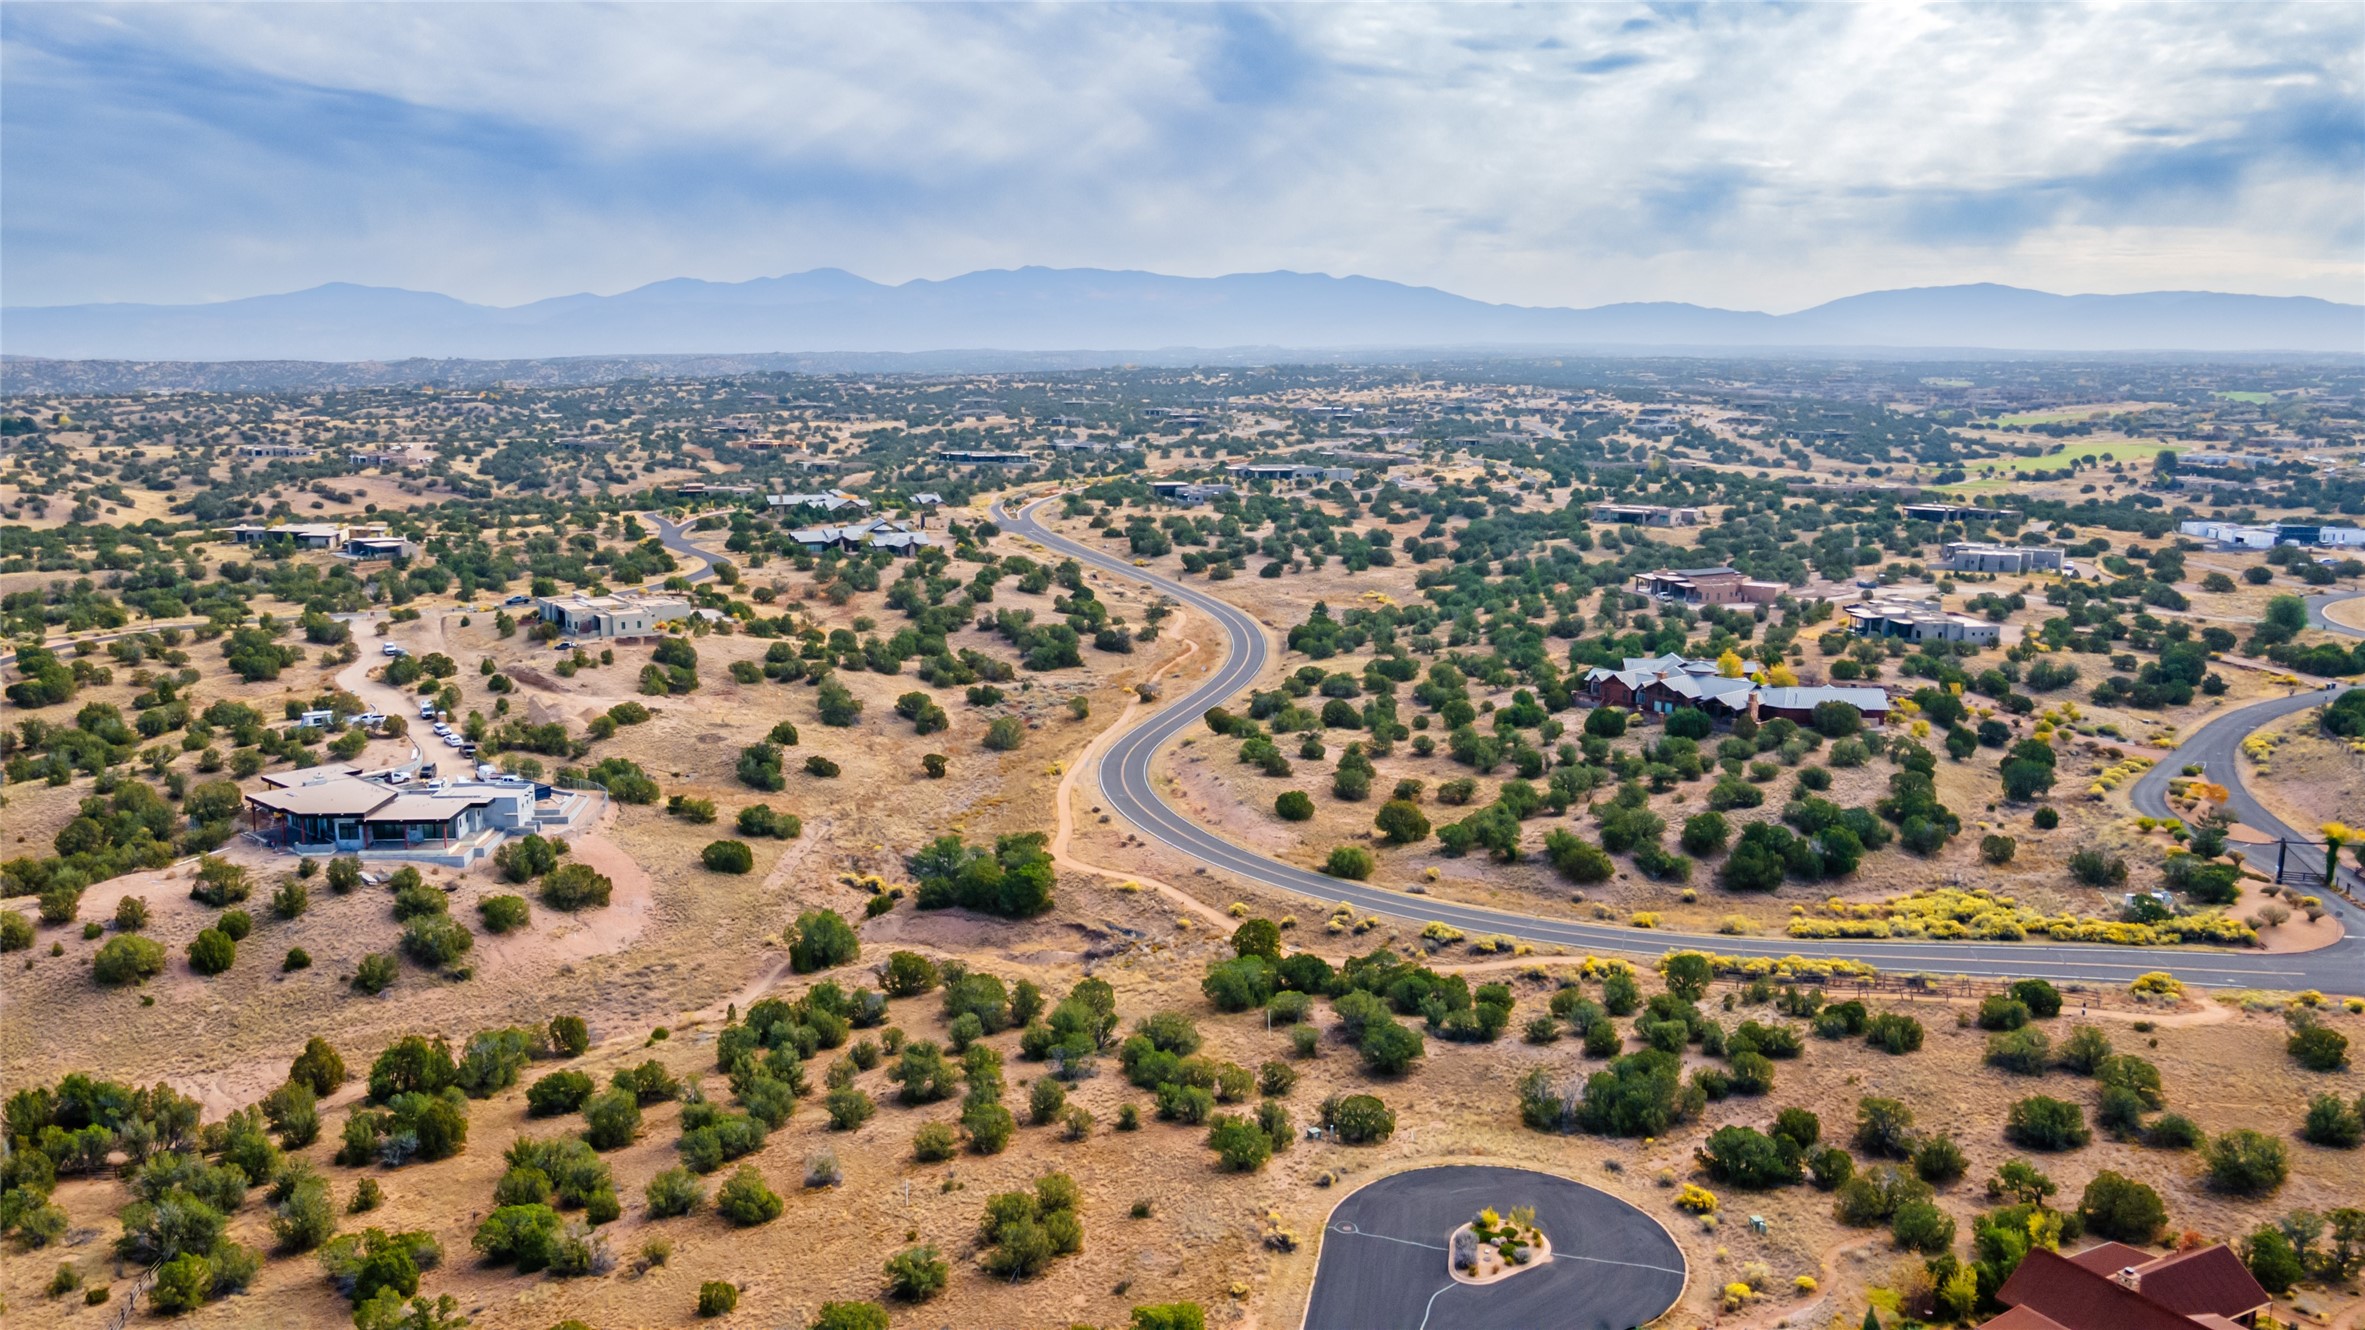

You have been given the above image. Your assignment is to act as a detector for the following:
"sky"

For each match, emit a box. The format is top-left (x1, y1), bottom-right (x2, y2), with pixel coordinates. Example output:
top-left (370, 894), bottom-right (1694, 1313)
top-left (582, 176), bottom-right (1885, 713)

top-left (4, 2), bottom-right (2362, 313)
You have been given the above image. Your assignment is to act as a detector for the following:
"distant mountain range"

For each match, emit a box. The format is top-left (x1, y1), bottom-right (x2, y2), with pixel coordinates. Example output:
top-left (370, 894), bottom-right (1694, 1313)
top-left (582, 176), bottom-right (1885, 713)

top-left (5, 269), bottom-right (2360, 362)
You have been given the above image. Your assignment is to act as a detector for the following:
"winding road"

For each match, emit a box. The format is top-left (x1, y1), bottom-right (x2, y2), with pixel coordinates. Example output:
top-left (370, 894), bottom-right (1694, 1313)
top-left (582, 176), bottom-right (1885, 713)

top-left (2306, 590), bottom-right (2365, 639)
top-left (995, 496), bottom-right (2365, 993)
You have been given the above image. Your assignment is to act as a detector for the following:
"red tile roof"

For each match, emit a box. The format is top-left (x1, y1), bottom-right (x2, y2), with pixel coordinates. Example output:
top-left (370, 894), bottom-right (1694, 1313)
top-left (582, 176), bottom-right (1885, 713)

top-left (1981, 1306), bottom-right (2075, 1330)
top-left (2129, 1244), bottom-right (2271, 1321)
top-left (1990, 1249), bottom-right (2212, 1330)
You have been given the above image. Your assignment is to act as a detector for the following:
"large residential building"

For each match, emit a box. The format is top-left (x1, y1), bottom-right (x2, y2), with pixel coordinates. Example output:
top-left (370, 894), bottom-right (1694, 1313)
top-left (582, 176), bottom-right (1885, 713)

top-left (936, 449), bottom-right (1036, 466)
top-left (763, 490), bottom-right (870, 514)
top-left (1903, 501), bottom-right (2019, 524)
top-left (1581, 653), bottom-right (1889, 727)
top-left (1591, 502), bottom-right (1702, 527)
top-left (2178, 518), bottom-right (2365, 550)
top-left (535, 592), bottom-right (694, 641)
top-left (1151, 480), bottom-right (1237, 506)
top-left (1981, 1243), bottom-right (2269, 1330)
top-left (1583, 654), bottom-right (1762, 719)
top-left (1631, 566), bottom-right (1785, 606)
top-left (786, 516), bottom-right (937, 554)
top-left (226, 522), bottom-right (347, 549)
top-left (1943, 541), bottom-right (2065, 574)
top-left (341, 533), bottom-right (418, 561)
top-left (241, 771), bottom-right (585, 867)
top-left (1226, 463), bottom-right (1356, 484)
top-left (1845, 598), bottom-right (2003, 647)
top-left (1752, 686), bottom-right (1893, 726)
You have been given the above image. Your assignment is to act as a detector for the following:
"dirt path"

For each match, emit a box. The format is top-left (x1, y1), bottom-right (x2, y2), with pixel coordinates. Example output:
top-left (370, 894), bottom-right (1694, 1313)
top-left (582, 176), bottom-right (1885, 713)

top-left (683, 816), bottom-right (836, 1021)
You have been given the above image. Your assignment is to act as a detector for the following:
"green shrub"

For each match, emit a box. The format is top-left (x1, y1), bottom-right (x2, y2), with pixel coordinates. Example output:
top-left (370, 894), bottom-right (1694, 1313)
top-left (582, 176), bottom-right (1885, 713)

top-left (2299, 1093), bottom-right (2363, 1149)
top-left (700, 840), bottom-right (755, 874)
top-left (646, 1166), bottom-right (705, 1218)
top-left (1326, 1093), bottom-right (1394, 1144)
top-left (187, 927), bottom-right (237, 975)
top-left (94, 934), bottom-right (167, 985)
top-left (582, 1090), bottom-right (642, 1151)
top-left (788, 909), bottom-right (859, 973)
top-left (477, 895), bottom-right (531, 934)
top-left (884, 1244), bottom-right (948, 1302)
top-left (2203, 1129), bottom-right (2289, 1195)
top-left (2078, 1170), bottom-right (2166, 1243)
top-left (2290, 1022), bottom-right (2350, 1072)
top-left (812, 1302), bottom-right (890, 1330)
top-left (714, 1165), bottom-right (782, 1225)
top-left (539, 863), bottom-right (612, 910)
top-left (698, 1281), bottom-right (739, 1317)
top-left (2005, 1095), bottom-right (2091, 1151)
top-left (1323, 846), bottom-right (1374, 880)
top-left (1274, 791), bottom-right (1315, 821)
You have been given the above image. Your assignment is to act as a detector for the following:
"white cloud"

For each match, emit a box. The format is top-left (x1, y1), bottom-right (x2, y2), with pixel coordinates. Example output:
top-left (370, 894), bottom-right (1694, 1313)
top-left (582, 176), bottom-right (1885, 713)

top-left (3, 1), bottom-right (2358, 309)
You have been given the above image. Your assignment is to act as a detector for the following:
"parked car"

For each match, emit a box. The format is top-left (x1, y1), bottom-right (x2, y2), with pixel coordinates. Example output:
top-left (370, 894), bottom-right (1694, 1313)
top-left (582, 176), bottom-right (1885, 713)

top-left (505, 594), bottom-right (532, 606)
top-left (382, 643), bottom-right (408, 657)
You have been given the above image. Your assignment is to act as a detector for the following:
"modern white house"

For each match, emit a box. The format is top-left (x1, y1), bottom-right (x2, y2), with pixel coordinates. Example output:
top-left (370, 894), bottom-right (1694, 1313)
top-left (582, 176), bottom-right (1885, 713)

top-left (535, 592), bottom-right (693, 640)
top-left (1845, 599), bottom-right (2002, 647)
top-left (1942, 542), bottom-right (2064, 574)
top-left (241, 769), bottom-right (595, 867)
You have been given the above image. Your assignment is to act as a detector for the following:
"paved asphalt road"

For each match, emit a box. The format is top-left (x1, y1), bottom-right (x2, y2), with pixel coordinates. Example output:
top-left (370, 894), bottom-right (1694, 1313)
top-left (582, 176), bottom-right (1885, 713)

top-left (996, 496), bottom-right (2365, 994)
top-left (1304, 1165), bottom-right (1686, 1330)
top-left (2307, 591), bottom-right (2365, 639)
top-left (643, 512), bottom-right (722, 584)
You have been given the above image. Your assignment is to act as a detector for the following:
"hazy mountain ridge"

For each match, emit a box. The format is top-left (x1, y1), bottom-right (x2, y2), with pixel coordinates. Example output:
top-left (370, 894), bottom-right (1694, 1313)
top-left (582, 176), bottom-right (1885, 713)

top-left (6, 269), bottom-right (2359, 362)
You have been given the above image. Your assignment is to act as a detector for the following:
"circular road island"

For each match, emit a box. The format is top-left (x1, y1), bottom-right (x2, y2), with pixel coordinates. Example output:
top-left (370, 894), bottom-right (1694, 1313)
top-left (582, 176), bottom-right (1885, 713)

top-left (1303, 1164), bottom-right (1687, 1330)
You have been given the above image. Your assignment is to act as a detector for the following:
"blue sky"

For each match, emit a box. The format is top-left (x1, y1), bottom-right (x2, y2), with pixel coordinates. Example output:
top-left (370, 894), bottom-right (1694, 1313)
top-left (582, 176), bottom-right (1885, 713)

top-left (4, 2), bottom-right (2360, 311)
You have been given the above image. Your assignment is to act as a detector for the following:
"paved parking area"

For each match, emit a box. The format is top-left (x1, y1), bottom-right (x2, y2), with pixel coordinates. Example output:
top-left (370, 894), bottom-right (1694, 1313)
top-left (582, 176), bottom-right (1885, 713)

top-left (1303, 1165), bottom-right (1686, 1330)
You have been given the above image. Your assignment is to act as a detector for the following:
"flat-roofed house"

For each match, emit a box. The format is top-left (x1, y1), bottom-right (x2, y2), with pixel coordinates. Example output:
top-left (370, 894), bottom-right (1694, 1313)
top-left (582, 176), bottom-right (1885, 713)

top-left (1152, 480), bottom-right (1236, 506)
top-left (227, 522), bottom-right (346, 549)
top-left (1943, 542), bottom-right (2065, 574)
top-left (1632, 566), bottom-right (1784, 606)
top-left (1591, 503), bottom-right (1702, 527)
top-left (1226, 463), bottom-right (1356, 485)
top-left (763, 491), bottom-right (870, 514)
top-left (1753, 685), bottom-right (1892, 726)
top-left (342, 534), bottom-right (418, 561)
top-left (1904, 501), bottom-right (2019, 524)
top-left (1845, 599), bottom-right (2002, 647)
top-left (242, 774), bottom-right (537, 865)
top-left (535, 592), bottom-right (693, 641)
top-left (936, 449), bottom-right (1035, 466)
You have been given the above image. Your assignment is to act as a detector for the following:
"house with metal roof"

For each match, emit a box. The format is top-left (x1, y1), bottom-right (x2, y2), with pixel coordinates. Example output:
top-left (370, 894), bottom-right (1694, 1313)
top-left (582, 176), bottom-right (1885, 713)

top-left (764, 490), bottom-right (870, 513)
top-left (1980, 1243), bottom-right (2269, 1330)
top-left (787, 516), bottom-right (938, 554)
top-left (1631, 566), bottom-right (1785, 606)
top-left (241, 773), bottom-right (560, 866)
top-left (535, 592), bottom-right (694, 640)
top-left (1845, 598), bottom-right (2002, 647)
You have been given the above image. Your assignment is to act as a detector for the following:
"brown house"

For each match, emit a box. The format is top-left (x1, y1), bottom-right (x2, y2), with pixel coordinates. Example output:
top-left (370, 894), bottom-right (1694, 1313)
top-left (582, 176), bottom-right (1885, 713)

top-left (1982, 1244), bottom-right (2271, 1330)
top-left (1631, 566), bottom-right (1783, 606)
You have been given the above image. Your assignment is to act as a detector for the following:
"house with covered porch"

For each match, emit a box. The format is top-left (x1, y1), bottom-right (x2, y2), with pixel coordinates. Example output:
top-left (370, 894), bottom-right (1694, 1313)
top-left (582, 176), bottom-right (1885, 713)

top-left (242, 774), bottom-right (544, 867)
